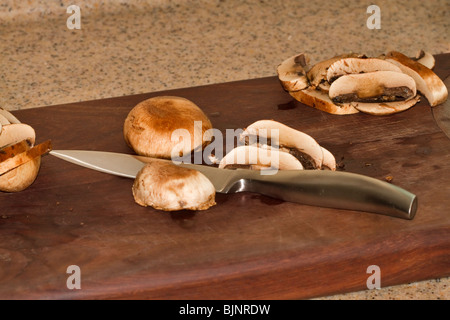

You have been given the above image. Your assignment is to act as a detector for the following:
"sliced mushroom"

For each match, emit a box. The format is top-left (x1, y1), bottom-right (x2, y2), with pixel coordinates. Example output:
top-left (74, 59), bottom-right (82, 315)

top-left (386, 51), bottom-right (448, 107)
top-left (0, 157), bottom-right (41, 192)
top-left (218, 145), bottom-right (304, 170)
top-left (320, 147), bottom-right (336, 171)
top-left (326, 58), bottom-right (402, 83)
top-left (0, 140), bottom-right (51, 176)
top-left (0, 124), bottom-right (36, 149)
top-left (0, 108), bottom-right (21, 125)
top-left (306, 53), bottom-right (364, 89)
top-left (132, 159), bottom-right (216, 211)
top-left (328, 71), bottom-right (417, 104)
top-left (413, 50), bottom-right (435, 70)
top-left (348, 95), bottom-right (420, 116)
top-left (277, 53), bottom-right (310, 92)
top-left (240, 120), bottom-right (324, 169)
top-left (0, 114), bottom-right (10, 126)
top-left (123, 96), bottom-right (213, 159)
top-left (289, 88), bottom-right (360, 115)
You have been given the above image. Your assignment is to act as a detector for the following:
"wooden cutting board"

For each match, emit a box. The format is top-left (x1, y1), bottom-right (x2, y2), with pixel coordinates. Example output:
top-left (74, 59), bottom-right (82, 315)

top-left (1, 54), bottom-right (449, 300)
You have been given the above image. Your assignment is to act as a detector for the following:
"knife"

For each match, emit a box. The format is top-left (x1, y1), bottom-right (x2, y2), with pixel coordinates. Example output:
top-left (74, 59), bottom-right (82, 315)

top-left (50, 150), bottom-right (417, 220)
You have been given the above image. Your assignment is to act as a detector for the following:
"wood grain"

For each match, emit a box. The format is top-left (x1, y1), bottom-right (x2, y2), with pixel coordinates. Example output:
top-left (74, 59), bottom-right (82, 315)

top-left (0, 54), bottom-right (449, 300)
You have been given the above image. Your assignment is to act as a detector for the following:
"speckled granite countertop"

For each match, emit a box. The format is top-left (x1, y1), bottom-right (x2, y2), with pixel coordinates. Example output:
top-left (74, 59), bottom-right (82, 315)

top-left (1, 0), bottom-right (449, 300)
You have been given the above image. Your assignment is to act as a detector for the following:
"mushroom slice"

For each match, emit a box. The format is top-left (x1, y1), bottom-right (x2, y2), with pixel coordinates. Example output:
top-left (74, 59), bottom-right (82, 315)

top-left (218, 145), bottom-right (304, 170)
top-left (289, 88), bottom-right (360, 115)
top-left (241, 120), bottom-right (323, 169)
top-left (0, 140), bottom-right (52, 176)
top-left (306, 53), bottom-right (364, 89)
top-left (328, 71), bottom-right (417, 104)
top-left (277, 53), bottom-right (310, 92)
top-left (348, 95), bottom-right (420, 115)
top-left (0, 124), bottom-right (36, 149)
top-left (0, 114), bottom-right (10, 126)
top-left (320, 147), bottom-right (336, 171)
top-left (326, 58), bottom-right (402, 83)
top-left (0, 140), bottom-right (32, 163)
top-left (0, 108), bottom-right (21, 125)
top-left (132, 159), bottom-right (216, 211)
top-left (413, 50), bottom-right (435, 70)
top-left (386, 51), bottom-right (448, 106)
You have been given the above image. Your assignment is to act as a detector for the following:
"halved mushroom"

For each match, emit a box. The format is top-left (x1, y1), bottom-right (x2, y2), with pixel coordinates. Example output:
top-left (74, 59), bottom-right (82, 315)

top-left (0, 124), bottom-right (36, 150)
top-left (386, 51), bottom-right (448, 106)
top-left (413, 50), bottom-right (435, 70)
top-left (306, 53), bottom-right (364, 89)
top-left (348, 95), bottom-right (420, 115)
top-left (0, 108), bottom-right (21, 125)
top-left (289, 88), bottom-right (360, 115)
top-left (328, 71), bottom-right (417, 104)
top-left (240, 120), bottom-right (324, 169)
top-left (218, 145), bottom-right (304, 171)
top-left (277, 53), bottom-right (310, 92)
top-left (132, 159), bottom-right (216, 211)
top-left (326, 58), bottom-right (402, 83)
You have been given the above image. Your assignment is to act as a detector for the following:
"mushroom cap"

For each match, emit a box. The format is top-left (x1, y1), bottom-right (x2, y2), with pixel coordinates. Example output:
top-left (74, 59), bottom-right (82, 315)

top-left (241, 119), bottom-right (324, 169)
top-left (0, 156), bottom-right (41, 192)
top-left (218, 145), bottom-right (304, 170)
top-left (289, 88), bottom-right (360, 115)
top-left (132, 159), bottom-right (216, 211)
top-left (328, 71), bottom-right (417, 103)
top-left (124, 96), bottom-right (213, 159)
top-left (326, 58), bottom-right (402, 83)
top-left (386, 51), bottom-right (448, 107)
top-left (277, 53), bottom-right (310, 92)
top-left (348, 95), bottom-right (420, 115)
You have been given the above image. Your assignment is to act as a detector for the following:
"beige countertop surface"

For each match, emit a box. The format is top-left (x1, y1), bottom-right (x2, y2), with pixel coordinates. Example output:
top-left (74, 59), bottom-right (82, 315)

top-left (1, 0), bottom-right (449, 299)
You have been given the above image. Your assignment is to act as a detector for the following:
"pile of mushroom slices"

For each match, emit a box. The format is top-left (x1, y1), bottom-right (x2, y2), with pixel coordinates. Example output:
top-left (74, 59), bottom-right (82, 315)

top-left (277, 50), bottom-right (448, 115)
top-left (218, 120), bottom-right (336, 172)
top-left (0, 108), bottom-right (51, 192)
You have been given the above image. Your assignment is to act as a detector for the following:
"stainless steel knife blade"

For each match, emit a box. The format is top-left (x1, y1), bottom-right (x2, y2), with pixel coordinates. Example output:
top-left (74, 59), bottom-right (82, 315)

top-left (50, 150), bottom-right (417, 219)
top-left (431, 76), bottom-right (450, 139)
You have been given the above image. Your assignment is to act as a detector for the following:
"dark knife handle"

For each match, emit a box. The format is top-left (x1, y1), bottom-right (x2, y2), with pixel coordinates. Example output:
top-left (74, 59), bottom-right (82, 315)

top-left (228, 170), bottom-right (417, 220)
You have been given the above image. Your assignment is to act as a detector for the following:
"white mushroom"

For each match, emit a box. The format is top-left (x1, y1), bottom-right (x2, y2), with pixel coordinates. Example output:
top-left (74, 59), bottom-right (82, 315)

top-left (0, 124), bottom-right (36, 149)
top-left (218, 145), bottom-right (304, 171)
top-left (413, 50), bottom-right (435, 70)
top-left (124, 96), bottom-right (213, 159)
top-left (328, 71), bottom-right (417, 104)
top-left (0, 108), bottom-right (21, 125)
top-left (241, 120), bottom-right (324, 169)
top-left (289, 88), bottom-right (360, 115)
top-left (326, 58), bottom-right (402, 83)
top-left (386, 51), bottom-right (448, 107)
top-left (277, 53), bottom-right (310, 92)
top-left (348, 95), bottom-right (421, 116)
top-left (132, 159), bottom-right (216, 211)
top-left (320, 147), bottom-right (336, 171)
top-left (306, 53), bottom-right (364, 89)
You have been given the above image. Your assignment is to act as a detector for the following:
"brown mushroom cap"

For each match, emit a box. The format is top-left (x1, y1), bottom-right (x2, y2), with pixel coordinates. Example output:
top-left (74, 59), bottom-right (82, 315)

top-left (124, 96), bottom-right (213, 159)
top-left (132, 159), bottom-right (216, 211)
